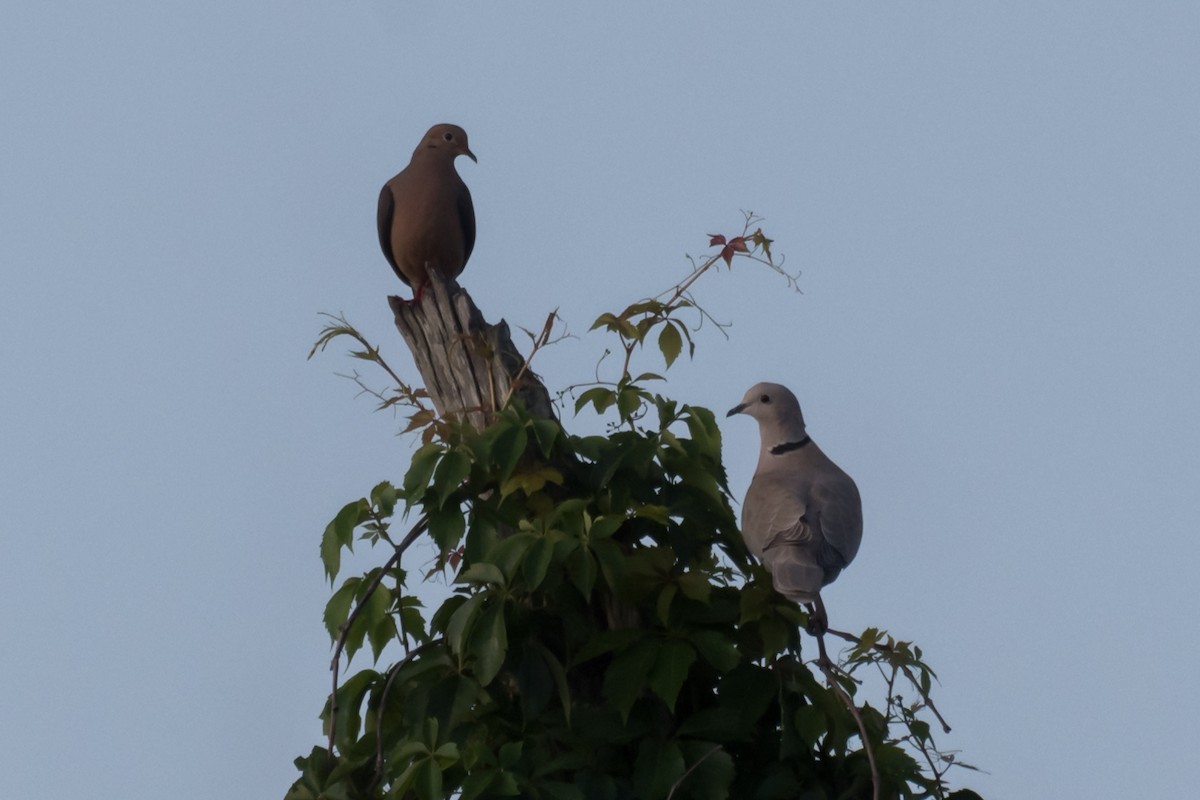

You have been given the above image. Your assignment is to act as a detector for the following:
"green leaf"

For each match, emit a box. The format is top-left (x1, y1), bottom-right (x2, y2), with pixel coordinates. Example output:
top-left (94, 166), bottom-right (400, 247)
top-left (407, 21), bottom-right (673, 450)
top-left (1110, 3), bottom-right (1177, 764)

top-left (518, 648), bottom-right (553, 721)
top-left (675, 708), bottom-right (741, 741)
top-left (676, 570), bottom-right (711, 604)
top-left (588, 514), bottom-right (626, 541)
top-left (909, 718), bottom-right (932, 744)
top-left (370, 481), bottom-right (397, 517)
top-left (656, 583), bottom-right (677, 626)
top-left (648, 640), bottom-right (696, 711)
top-left (657, 322), bottom-right (683, 368)
top-left (589, 311), bottom-right (619, 332)
top-left (529, 417), bottom-right (560, 458)
top-left (425, 672), bottom-right (479, 737)
top-left (445, 593), bottom-right (486, 656)
top-left (615, 316), bottom-right (640, 342)
top-left (575, 386), bottom-right (616, 415)
top-left (682, 405), bottom-right (722, 462)
top-left (428, 505), bottom-right (466, 553)
top-left (491, 419), bottom-right (529, 482)
top-left (430, 593), bottom-right (467, 637)
top-left (491, 771), bottom-right (520, 795)
top-left (659, 428), bottom-right (685, 455)
top-left (498, 741), bottom-right (522, 768)
top-left (634, 504), bottom-right (670, 525)
top-left (323, 578), bottom-right (360, 641)
top-left (535, 781), bottom-right (584, 800)
top-left (389, 737), bottom-right (429, 763)
top-left (737, 581), bottom-right (773, 624)
top-left (285, 747), bottom-right (334, 800)
top-left (675, 742), bottom-right (733, 800)
top-left (603, 639), bottom-right (657, 722)
top-left (422, 715), bottom-right (440, 747)
top-left (432, 741), bottom-right (461, 765)
top-left (757, 615), bottom-right (793, 657)
top-left (457, 562), bottom-right (506, 587)
top-left (572, 628), bottom-right (642, 666)
top-left (873, 742), bottom-right (922, 783)
top-left (522, 537), bottom-right (555, 590)
top-left (501, 465), bottom-right (563, 498)
top-left (627, 545), bottom-right (675, 584)
top-left (329, 669), bottom-right (378, 752)
top-left (398, 597), bottom-right (429, 644)
top-left (469, 600), bottom-right (508, 686)
top-left (484, 532), bottom-right (535, 581)
top-left (460, 771), bottom-right (497, 800)
top-left (532, 643), bottom-right (572, 725)
top-left (565, 545), bottom-right (596, 599)
top-left (718, 663), bottom-right (779, 733)
top-left (403, 444), bottom-right (443, 504)
top-left (690, 631), bottom-right (740, 673)
top-left (616, 387), bottom-right (642, 420)
top-left (432, 449), bottom-right (471, 508)
top-left (793, 704), bottom-right (826, 747)
top-left (632, 739), bottom-right (685, 800)
top-left (591, 539), bottom-right (628, 590)
top-left (413, 758), bottom-right (442, 800)
top-left (321, 499), bottom-right (366, 583)
top-left (622, 299), bottom-right (666, 317)
top-left (359, 581), bottom-right (393, 663)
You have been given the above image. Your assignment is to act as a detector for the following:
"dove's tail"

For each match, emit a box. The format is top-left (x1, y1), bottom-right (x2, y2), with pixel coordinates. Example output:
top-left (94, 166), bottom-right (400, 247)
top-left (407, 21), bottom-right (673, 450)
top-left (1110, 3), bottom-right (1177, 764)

top-left (763, 548), bottom-right (826, 603)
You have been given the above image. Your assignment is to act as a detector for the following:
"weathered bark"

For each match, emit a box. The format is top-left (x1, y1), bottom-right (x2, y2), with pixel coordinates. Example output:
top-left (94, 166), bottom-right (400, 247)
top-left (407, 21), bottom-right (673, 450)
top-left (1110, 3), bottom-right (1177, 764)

top-left (388, 271), bottom-right (555, 430)
top-left (390, 273), bottom-right (638, 638)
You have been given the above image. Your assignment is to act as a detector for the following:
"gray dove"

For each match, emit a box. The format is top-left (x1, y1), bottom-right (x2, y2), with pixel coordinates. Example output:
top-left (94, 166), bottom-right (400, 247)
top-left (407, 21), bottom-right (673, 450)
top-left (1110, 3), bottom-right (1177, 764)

top-left (728, 382), bottom-right (863, 634)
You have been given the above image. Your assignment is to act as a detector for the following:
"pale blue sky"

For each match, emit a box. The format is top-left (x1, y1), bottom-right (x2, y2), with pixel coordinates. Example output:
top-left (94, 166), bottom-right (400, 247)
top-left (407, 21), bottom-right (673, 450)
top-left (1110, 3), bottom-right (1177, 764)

top-left (2, 3), bottom-right (1197, 798)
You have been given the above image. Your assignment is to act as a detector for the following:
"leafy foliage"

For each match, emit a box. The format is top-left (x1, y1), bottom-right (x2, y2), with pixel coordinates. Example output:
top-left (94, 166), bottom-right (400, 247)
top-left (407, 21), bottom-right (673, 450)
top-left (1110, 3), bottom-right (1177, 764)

top-left (290, 219), bottom-right (983, 800)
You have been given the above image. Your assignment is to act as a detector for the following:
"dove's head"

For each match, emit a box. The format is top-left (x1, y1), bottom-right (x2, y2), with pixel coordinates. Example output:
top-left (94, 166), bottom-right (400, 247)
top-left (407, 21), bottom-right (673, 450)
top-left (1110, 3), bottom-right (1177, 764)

top-left (727, 382), bottom-right (807, 444)
top-left (415, 123), bottom-right (477, 163)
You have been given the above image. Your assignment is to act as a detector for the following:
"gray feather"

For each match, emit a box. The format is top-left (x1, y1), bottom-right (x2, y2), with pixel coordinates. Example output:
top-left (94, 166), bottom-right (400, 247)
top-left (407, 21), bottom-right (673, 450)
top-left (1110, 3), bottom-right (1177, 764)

top-left (730, 382), bottom-right (863, 605)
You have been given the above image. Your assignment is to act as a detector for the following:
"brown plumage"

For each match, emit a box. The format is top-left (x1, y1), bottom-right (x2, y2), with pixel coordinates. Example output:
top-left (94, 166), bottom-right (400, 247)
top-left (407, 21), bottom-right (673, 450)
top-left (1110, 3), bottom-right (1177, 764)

top-left (377, 124), bottom-right (476, 300)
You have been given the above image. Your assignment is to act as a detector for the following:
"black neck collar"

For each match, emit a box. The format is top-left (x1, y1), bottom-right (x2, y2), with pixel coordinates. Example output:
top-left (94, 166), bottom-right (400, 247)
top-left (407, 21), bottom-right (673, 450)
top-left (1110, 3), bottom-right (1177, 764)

top-left (770, 436), bottom-right (811, 455)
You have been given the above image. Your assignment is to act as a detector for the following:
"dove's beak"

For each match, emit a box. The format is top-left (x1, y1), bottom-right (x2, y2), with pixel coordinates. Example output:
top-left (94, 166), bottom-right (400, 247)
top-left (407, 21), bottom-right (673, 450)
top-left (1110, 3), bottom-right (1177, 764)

top-left (464, 148), bottom-right (478, 163)
top-left (726, 403), bottom-right (747, 417)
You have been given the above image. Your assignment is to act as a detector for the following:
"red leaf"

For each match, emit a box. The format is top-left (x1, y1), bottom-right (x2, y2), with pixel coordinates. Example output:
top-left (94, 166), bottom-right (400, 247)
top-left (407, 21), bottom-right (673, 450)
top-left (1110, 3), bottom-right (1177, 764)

top-left (730, 236), bottom-right (748, 253)
top-left (720, 245), bottom-right (735, 266)
top-left (708, 234), bottom-right (727, 247)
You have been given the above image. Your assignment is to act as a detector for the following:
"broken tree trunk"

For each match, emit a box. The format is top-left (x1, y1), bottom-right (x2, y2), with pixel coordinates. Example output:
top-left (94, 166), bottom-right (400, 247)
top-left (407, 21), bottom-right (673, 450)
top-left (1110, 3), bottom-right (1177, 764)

top-left (388, 271), bottom-right (555, 430)
top-left (389, 272), bottom-right (638, 633)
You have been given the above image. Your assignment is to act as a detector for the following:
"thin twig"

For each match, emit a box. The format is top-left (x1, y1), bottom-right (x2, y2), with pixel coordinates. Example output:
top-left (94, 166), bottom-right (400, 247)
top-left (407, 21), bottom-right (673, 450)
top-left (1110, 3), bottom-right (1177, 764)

top-left (908, 709), bottom-right (945, 795)
top-left (503, 309), bottom-right (560, 408)
top-left (826, 627), bottom-right (952, 734)
top-left (900, 664), bottom-right (952, 734)
top-left (815, 633), bottom-right (880, 800)
top-left (370, 637), bottom-right (444, 791)
top-left (328, 515), bottom-right (429, 756)
top-left (665, 744), bottom-right (723, 800)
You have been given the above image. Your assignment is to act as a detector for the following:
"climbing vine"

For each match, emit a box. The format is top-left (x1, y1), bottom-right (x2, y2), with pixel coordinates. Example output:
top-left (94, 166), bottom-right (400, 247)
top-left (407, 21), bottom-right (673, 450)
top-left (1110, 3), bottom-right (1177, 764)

top-left (288, 217), bottom-right (983, 800)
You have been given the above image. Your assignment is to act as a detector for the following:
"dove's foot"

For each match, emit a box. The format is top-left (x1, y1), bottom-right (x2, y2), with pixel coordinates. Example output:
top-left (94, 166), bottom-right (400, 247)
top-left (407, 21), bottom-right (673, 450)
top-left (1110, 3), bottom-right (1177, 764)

top-left (805, 597), bottom-right (829, 637)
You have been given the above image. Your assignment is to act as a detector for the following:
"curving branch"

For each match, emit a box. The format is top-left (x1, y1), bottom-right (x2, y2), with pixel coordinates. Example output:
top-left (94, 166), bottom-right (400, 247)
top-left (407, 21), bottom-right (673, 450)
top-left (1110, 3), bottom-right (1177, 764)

top-left (327, 515), bottom-right (429, 756)
top-left (816, 634), bottom-right (880, 800)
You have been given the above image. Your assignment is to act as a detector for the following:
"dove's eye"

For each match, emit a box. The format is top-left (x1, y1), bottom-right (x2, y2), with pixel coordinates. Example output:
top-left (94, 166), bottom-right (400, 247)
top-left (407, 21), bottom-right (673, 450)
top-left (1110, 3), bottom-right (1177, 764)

top-left (443, 132), bottom-right (454, 141)
top-left (760, 394), bottom-right (771, 403)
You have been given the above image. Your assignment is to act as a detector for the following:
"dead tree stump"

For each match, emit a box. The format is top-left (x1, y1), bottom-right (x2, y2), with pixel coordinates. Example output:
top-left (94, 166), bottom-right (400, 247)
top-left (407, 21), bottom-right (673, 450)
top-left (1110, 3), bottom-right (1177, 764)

top-left (388, 272), bottom-right (554, 429)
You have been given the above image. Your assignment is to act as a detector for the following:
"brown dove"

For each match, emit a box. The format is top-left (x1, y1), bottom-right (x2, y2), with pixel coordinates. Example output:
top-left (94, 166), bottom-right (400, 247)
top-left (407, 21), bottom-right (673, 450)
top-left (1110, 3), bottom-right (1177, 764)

top-left (377, 124), bottom-right (477, 300)
top-left (728, 382), bottom-right (863, 634)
